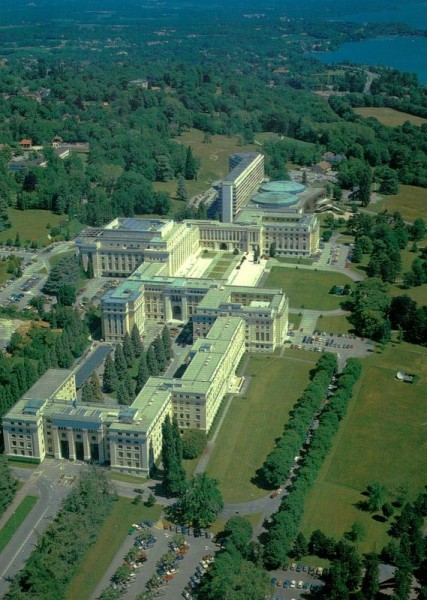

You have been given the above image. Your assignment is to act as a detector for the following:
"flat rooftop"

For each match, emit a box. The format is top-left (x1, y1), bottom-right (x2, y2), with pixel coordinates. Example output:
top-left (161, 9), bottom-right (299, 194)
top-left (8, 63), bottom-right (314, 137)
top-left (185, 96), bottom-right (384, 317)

top-left (223, 152), bottom-right (262, 183)
top-left (23, 369), bottom-right (74, 401)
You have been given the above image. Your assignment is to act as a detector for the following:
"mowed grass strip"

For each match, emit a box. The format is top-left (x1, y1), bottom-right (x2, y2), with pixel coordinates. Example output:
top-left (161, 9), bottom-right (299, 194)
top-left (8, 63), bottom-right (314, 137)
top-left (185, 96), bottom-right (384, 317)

top-left (206, 354), bottom-right (316, 503)
top-left (300, 342), bottom-right (427, 553)
top-left (0, 495), bottom-right (38, 553)
top-left (369, 184), bottom-right (427, 223)
top-left (354, 106), bottom-right (427, 127)
top-left (265, 267), bottom-right (352, 310)
top-left (66, 498), bottom-right (162, 600)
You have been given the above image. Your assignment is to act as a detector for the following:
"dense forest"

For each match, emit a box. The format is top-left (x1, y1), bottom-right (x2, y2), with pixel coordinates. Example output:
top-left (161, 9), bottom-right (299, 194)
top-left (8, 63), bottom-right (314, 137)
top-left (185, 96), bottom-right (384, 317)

top-left (0, 0), bottom-right (426, 231)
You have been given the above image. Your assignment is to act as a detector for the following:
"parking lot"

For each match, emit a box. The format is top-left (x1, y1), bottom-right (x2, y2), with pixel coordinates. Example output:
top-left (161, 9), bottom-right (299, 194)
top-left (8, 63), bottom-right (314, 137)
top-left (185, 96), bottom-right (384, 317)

top-left (269, 563), bottom-right (325, 599)
top-left (288, 327), bottom-right (374, 362)
top-left (94, 522), bottom-right (217, 600)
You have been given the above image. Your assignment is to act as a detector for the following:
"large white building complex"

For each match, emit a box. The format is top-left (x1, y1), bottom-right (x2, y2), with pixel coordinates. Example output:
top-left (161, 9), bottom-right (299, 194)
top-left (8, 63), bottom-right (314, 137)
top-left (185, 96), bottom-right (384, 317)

top-left (2, 317), bottom-right (246, 476)
top-left (2, 154), bottom-right (321, 476)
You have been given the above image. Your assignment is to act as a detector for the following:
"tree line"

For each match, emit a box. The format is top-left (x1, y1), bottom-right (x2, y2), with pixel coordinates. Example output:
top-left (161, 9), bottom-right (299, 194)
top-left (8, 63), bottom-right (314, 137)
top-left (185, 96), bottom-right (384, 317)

top-left (260, 353), bottom-right (338, 489)
top-left (263, 358), bottom-right (362, 569)
top-left (5, 467), bottom-right (115, 600)
top-left (1, 306), bottom-right (90, 420)
top-left (101, 324), bottom-right (173, 405)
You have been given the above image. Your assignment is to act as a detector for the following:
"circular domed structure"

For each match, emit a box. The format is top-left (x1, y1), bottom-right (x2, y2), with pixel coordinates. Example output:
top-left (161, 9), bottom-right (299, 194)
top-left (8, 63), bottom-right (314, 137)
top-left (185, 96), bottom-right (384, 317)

top-left (259, 180), bottom-right (306, 195)
top-left (251, 191), bottom-right (299, 208)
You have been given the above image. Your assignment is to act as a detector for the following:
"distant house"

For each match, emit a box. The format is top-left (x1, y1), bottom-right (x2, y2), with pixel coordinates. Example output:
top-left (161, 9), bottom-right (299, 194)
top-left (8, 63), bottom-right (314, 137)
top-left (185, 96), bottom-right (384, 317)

top-left (128, 78), bottom-right (149, 89)
top-left (312, 161), bottom-right (331, 174)
top-left (8, 157), bottom-right (47, 172)
top-left (51, 135), bottom-right (64, 148)
top-left (323, 152), bottom-right (346, 165)
top-left (19, 139), bottom-right (32, 150)
top-left (54, 146), bottom-right (70, 159)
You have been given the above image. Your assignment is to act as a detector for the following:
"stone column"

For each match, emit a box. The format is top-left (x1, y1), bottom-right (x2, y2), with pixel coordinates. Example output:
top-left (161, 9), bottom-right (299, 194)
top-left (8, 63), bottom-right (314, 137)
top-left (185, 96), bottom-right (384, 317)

top-left (165, 296), bottom-right (172, 321)
top-left (83, 430), bottom-right (91, 461)
top-left (52, 426), bottom-right (61, 459)
top-left (181, 296), bottom-right (188, 322)
top-left (98, 435), bottom-right (105, 464)
top-left (67, 427), bottom-right (76, 460)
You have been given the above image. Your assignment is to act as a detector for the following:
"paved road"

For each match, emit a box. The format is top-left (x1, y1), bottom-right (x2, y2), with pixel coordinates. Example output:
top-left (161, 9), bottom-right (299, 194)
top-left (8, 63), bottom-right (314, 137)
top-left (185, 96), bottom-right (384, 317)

top-left (0, 461), bottom-right (79, 597)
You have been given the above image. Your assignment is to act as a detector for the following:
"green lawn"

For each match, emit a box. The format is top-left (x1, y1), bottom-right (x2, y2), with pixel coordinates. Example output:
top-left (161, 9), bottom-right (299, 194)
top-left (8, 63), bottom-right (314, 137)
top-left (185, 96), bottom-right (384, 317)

top-left (66, 498), bottom-right (163, 600)
top-left (110, 471), bottom-right (147, 484)
top-left (265, 267), bottom-right (353, 310)
top-left (354, 106), bottom-right (427, 128)
top-left (316, 315), bottom-right (353, 335)
top-left (153, 128), bottom-right (255, 205)
top-left (0, 209), bottom-right (66, 245)
top-left (0, 496), bottom-right (38, 553)
top-left (206, 354), bottom-right (316, 503)
top-left (276, 257), bottom-right (314, 266)
top-left (300, 342), bottom-right (427, 553)
top-left (369, 185), bottom-right (427, 223)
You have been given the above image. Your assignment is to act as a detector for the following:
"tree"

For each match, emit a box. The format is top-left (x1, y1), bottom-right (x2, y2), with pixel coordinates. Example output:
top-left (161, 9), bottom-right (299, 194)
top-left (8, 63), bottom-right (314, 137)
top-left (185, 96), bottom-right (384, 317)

top-left (117, 382), bottom-right (131, 405)
top-left (382, 502), bottom-right (395, 520)
top-left (136, 353), bottom-right (150, 394)
top-left (0, 455), bottom-right (19, 517)
top-left (103, 354), bottom-right (118, 393)
top-left (172, 473), bottom-right (223, 528)
top-left (176, 175), bottom-right (188, 201)
top-left (182, 429), bottom-right (207, 459)
top-left (269, 242), bottom-right (276, 258)
top-left (161, 415), bottom-right (185, 496)
top-left (292, 532), bottom-right (308, 559)
top-left (145, 492), bottom-right (156, 507)
top-left (161, 326), bottom-right (173, 361)
top-left (410, 218), bottom-right (426, 241)
top-left (365, 482), bottom-right (387, 513)
top-left (122, 332), bottom-right (135, 367)
top-left (345, 522), bottom-right (366, 543)
top-left (124, 373), bottom-right (135, 402)
top-left (184, 146), bottom-right (198, 180)
top-left (131, 324), bottom-right (143, 358)
top-left (57, 284), bottom-right (76, 306)
top-left (81, 373), bottom-right (104, 403)
top-left (153, 336), bottom-right (167, 372)
top-left (361, 553), bottom-right (380, 600)
top-left (114, 344), bottom-right (127, 380)
top-left (223, 516), bottom-right (253, 555)
top-left (147, 345), bottom-right (160, 376)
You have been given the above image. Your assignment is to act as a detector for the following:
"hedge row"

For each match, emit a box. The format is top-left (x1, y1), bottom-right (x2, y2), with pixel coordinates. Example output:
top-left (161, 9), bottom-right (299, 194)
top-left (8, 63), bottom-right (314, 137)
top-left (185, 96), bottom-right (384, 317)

top-left (260, 353), bottom-right (338, 488)
top-left (263, 358), bottom-right (362, 569)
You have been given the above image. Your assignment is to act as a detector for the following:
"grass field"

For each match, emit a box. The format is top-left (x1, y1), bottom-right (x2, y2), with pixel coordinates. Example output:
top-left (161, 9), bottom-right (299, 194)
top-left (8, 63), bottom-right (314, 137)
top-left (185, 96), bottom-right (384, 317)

top-left (66, 498), bottom-right (163, 600)
top-left (0, 496), bottom-right (38, 553)
top-left (369, 185), bottom-right (427, 223)
top-left (354, 106), bottom-right (427, 128)
top-left (300, 342), bottom-right (427, 553)
top-left (206, 353), bottom-right (317, 503)
top-left (153, 128), bottom-right (255, 203)
top-left (205, 253), bottom-right (236, 278)
top-left (265, 267), bottom-right (353, 310)
top-left (0, 209), bottom-right (67, 245)
top-left (316, 314), bottom-right (353, 335)
top-left (110, 471), bottom-right (147, 484)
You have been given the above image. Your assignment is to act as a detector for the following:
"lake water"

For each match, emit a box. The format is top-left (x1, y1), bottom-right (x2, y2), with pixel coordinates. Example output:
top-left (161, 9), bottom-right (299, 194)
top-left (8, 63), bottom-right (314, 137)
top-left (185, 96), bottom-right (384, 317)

top-left (309, 1), bottom-right (427, 84)
top-left (311, 36), bottom-right (427, 84)
top-left (336, 2), bottom-right (427, 30)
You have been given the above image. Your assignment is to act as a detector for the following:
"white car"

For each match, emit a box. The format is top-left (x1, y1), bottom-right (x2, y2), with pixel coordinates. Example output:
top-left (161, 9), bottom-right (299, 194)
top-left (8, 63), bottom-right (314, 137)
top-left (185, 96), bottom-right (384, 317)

top-left (290, 580), bottom-right (296, 588)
